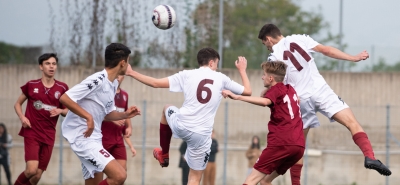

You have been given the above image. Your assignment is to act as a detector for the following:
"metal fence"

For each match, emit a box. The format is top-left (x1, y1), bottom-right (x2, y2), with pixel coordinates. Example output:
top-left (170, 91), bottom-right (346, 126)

top-left (2, 99), bottom-right (400, 185)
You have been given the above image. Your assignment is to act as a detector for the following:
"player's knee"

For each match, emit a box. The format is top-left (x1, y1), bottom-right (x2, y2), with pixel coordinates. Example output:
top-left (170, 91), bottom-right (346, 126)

top-left (24, 169), bottom-right (38, 178)
top-left (114, 170), bottom-right (127, 184)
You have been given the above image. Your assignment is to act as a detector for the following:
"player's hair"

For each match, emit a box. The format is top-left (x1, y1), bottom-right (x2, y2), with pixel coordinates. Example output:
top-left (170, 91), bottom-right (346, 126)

top-left (105, 43), bottom-right (131, 68)
top-left (197, 47), bottom-right (220, 67)
top-left (258, 24), bottom-right (282, 40)
top-left (261, 61), bottom-right (287, 82)
top-left (38, 53), bottom-right (58, 65)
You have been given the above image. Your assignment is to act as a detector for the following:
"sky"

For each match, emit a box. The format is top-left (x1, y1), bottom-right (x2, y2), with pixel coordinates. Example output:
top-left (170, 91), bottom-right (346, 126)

top-left (0, 0), bottom-right (399, 70)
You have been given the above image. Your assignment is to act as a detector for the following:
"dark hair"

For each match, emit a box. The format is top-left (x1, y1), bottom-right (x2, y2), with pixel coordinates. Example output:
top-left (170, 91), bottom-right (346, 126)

top-left (38, 53), bottom-right (58, 65)
top-left (0, 123), bottom-right (8, 144)
top-left (261, 61), bottom-right (287, 82)
top-left (251, 135), bottom-right (260, 149)
top-left (197, 47), bottom-right (220, 67)
top-left (105, 43), bottom-right (131, 68)
top-left (258, 24), bottom-right (282, 40)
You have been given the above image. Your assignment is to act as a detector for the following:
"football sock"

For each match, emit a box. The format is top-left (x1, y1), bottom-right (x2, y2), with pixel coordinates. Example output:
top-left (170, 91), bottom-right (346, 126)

top-left (98, 179), bottom-right (109, 185)
top-left (160, 123), bottom-right (172, 154)
top-left (290, 164), bottom-right (303, 185)
top-left (14, 172), bottom-right (30, 185)
top-left (353, 132), bottom-right (375, 160)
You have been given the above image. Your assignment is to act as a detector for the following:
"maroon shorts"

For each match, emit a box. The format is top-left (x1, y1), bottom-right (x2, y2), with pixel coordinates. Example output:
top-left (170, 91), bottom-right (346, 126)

top-left (254, 145), bottom-right (304, 175)
top-left (24, 137), bottom-right (54, 171)
top-left (103, 143), bottom-right (127, 160)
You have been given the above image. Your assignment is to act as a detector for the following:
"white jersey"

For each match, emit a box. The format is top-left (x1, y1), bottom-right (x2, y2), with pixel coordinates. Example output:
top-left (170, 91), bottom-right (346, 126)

top-left (168, 67), bottom-right (244, 136)
top-left (268, 34), bottom-right (327, 99)
top-left (62, 69), bottom-right (118, 143)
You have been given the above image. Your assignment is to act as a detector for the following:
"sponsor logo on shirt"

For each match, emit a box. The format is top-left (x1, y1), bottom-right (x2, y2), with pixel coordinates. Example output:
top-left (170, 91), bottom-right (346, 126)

top-left (123, 95), bottom-right (127, 102)
top-left (33, 88), bottom-right (39, 93)
top-left (54, 91), bottom-right (61, 99)
top-left (33, 100), bottom-right (56, 111)
top-left (106, 101), bottom-right (113, 108)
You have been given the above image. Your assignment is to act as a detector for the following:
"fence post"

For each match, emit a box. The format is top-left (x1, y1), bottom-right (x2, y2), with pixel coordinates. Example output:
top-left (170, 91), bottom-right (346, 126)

top-left (58, 117), bottom-right (64, 185)
top-left (304, 138), bottom-right (308, 185)
top-left (386, 104), bottom-right (390, 185)
top-left (223, 102), bottom-right (228, 185)
top-left (141, 100), bottom-right (147, 185)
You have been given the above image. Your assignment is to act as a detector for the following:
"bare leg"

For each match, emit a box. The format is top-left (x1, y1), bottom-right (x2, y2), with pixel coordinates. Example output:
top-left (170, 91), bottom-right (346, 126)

top-left (247, 168), bottom-right (278, 185)
top-left (97, 159), bottom-right (127, 185)
top-left (188, 168), bottom-right (204, 185)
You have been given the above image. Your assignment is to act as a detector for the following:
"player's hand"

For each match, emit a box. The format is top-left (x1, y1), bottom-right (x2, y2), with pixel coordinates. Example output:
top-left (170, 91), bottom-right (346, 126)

top-left (354, 50), bottom-right (369, 62)
top-left (222, 90), bottom-right (238, 100)
top-left (112, 120), bottom-right (125, 126)
top-left (20, 116), bottom-right (31, 128)
top-left (125, 106), bottom-right (141, 119)
top-left (235, 56), bottom-right (247, 72)
top-left (125, 64), bottom-right (134, 77)
top-left (130, 147), bottom-right (137, 157)
top-left (49, 108), bottom-right (62, 117)
top-left (124, 126), bottom-right (132, 138)
top-left (260, 88), bottom-right (268, 97)
top-left (83, 118), bottom-right (94, 138)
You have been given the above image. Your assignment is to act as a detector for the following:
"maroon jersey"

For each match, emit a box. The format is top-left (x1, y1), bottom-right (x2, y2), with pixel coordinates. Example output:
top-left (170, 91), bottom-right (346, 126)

top-left (101, 89), bottom-right (129, 145)
top-left (264, 83), bottom-right (305, 147)
top-left (19, 79), bottom-right (69, 145)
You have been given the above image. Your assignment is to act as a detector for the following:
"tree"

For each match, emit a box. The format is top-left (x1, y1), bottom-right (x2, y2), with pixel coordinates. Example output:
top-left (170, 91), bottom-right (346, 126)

top-left (0, 42), bottom-right (42, 64)
top-left (366, 57), bottom-right (400, 72)
top-left (49, 0), bottom-right (142, 67)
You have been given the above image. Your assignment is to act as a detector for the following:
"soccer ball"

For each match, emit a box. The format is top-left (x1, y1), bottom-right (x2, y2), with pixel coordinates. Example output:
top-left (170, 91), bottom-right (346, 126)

top-left (152, 5), bottom-right (176, 30)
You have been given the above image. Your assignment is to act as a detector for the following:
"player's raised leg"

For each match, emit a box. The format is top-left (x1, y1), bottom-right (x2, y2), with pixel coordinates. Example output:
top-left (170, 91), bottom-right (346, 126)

top-left (246, 169), bottom-right (278, 185)
top-left (98, 159), bottom-right (127, 185)
top-left (153, 105), bottom-right (174, 167)
top-left (332, 108), bottom-right (391, 176)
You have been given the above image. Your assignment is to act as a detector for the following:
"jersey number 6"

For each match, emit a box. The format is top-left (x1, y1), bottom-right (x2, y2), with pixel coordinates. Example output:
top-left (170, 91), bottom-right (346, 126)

top-left (197, 79), bottom-right (214, 104)
top-left (283, 42), bottom-right (311, 71)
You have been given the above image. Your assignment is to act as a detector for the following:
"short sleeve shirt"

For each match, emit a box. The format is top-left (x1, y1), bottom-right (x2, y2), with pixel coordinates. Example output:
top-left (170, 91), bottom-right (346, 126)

top-left (101, 89), bottom-right (129, 145)
top-left (268, 34), bottom-right (326, 99)
top-left (168, 67), bottom-right (244, 136)
top-left (264, 83), bottom-right (304, 147)
top-left (61, 69), bottom-right (118, 143)
top-left (19, 79), bottom-right (69, 145)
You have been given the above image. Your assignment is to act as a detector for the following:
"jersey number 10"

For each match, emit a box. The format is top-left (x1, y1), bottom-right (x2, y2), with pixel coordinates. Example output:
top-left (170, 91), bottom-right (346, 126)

top-left (283, 42), bottom-right (311, 71)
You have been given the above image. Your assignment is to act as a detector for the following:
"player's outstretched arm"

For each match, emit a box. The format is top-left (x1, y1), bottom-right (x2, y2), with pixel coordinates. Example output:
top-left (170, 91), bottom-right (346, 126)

top-left (14, 93), bottom-right (31, 128)
top-left (125, 64), bottom-right (169, 88)
top-left (104, 106), bottom-right (141, 121)
top-left (222, 90), bottom-right (271, 107)
top-left (60, 94), bottom-right (94, 137)
top-left (124, 137), bottom-right (136, 157)
top-left (313, 44), bottom-right (369, 62)
top-left (235, 57), bottom-right (252, 96)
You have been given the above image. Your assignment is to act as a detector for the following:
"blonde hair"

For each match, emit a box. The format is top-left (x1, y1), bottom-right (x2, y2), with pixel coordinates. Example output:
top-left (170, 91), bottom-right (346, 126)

top-left (260, 61), bottom-right (287, 82)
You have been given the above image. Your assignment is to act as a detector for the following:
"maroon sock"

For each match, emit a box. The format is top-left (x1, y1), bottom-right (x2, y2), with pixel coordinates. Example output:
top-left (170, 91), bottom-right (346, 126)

top-left (14, 172), bottom-right (30, 185)
top-left (353, 132), bottom-right (375, 160)
top-left (290, 164), bottom-right (303, 185)
top-left (98, 179), bottom-right (109, 185)
top-left (160, 123), bottom-right (172, 154)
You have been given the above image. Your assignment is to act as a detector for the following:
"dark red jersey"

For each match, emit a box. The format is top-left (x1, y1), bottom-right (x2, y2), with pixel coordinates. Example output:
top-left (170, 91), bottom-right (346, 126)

top-left (19, 79), bottom-right (69, 145)
top-left (101, 89), bottom-right (129, 145)
top-left (264, 83), bottom-right (304, 147)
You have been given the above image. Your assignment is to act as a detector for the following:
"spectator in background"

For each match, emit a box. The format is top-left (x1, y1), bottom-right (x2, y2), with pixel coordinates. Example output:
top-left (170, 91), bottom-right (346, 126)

top-left (203, 130), bottom-right (218, 185)
top-left (246, 136), bottom-right (261, 176)
top-left (0, 123), bottom-right (12, 185)
top-left (179, 141), bottom-right (189, 185)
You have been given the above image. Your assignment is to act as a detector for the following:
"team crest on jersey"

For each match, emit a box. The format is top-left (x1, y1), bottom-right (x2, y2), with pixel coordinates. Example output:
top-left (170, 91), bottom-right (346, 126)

top-left (54, 91), bottom-right (61, 99)
top-left (123, 95), bottom-right (127, 101)
top-left (33, 88), bottom-right (39, 93)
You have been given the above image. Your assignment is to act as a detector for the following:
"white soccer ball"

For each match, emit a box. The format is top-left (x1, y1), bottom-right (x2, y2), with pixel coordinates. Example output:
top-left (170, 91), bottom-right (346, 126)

top-left (152, 5), bottom-right (176, 30)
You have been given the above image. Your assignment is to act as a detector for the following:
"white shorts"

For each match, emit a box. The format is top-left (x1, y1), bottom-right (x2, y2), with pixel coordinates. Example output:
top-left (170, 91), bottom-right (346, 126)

top-left (300, 84), bottom-right (349, 129)
top-left (70, 140), bottom-right (115, 180)
top-left (165, 106), bottom-right (212, 171)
